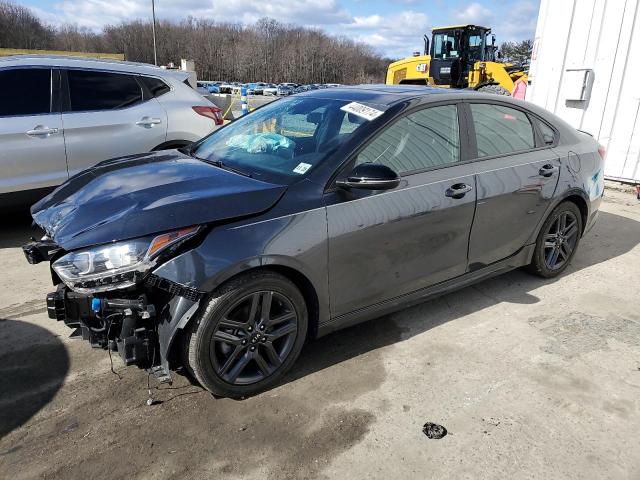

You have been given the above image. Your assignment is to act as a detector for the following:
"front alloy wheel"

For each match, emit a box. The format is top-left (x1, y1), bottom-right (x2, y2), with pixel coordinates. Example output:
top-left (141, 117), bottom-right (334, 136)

top-left (185, 271), bottom-right (308, 397)
top-left (211, 291), bottom-right (298, 385)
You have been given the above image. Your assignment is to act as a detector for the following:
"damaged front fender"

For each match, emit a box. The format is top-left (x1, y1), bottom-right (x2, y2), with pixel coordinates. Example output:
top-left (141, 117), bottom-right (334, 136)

top-left (156, 293), bottom-right (201, 373)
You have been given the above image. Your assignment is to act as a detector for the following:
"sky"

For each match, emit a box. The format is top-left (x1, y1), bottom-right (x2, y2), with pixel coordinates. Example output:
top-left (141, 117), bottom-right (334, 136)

top-left (22, 0), bottom-right (541, 59)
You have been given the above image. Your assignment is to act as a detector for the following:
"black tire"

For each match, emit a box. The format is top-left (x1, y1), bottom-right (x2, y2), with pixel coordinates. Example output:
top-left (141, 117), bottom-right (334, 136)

top-left (477, 84), bottom-right (511, 96)
top-left (184, 271), bottom-right (308, 398)
top-left (527, 201), bottom-right (583, 278)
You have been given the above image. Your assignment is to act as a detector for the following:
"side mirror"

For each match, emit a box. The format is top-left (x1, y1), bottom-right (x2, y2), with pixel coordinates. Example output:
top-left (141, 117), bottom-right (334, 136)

top-left (336, 163), bottom-right (400, 190)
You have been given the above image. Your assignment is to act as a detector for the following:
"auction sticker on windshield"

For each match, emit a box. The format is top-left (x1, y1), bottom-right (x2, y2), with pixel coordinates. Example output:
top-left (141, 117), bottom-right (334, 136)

top-left (340, 102), bottom-right (384, 121)
top-left (293, 162), bottom-right (312, 174)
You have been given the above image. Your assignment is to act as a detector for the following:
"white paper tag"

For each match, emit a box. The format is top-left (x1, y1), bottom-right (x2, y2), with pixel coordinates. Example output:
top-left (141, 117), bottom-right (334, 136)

top-left (293, 162), bottom-right (312, 174)
top-left (340, 102), bottom-right (384, 121)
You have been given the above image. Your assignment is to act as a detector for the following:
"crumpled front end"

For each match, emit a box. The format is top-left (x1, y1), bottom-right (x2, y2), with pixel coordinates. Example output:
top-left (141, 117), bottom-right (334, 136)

top-left (21, 149), bottom-right (289, 384)
top-left (23, 230), bottom-right (206, 384)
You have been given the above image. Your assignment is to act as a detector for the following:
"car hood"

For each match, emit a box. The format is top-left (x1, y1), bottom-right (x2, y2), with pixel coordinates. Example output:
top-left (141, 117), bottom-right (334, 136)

top-left (31, 150), bottom-right (287, 251)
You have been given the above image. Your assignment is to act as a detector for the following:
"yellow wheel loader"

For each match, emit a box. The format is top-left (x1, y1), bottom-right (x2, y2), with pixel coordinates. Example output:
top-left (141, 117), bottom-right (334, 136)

top-left (386, 25), bottom-right (528, 96)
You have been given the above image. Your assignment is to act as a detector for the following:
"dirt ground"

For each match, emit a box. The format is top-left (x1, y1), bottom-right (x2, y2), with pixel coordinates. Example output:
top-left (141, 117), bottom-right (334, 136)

top-left (1, 188), bottom-right (639, 480)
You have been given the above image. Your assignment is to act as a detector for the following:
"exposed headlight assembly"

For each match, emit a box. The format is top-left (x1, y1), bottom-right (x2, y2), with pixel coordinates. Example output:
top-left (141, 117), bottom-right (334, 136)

top-left (52, 226), bottom-right (199, 294)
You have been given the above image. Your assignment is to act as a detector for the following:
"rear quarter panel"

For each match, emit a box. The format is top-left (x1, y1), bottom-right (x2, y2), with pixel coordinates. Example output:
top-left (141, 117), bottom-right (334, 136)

top-left (552, 132), bottom-right (604, 231)
top-left (156, 80), bottom-right (218, 142)
top-left (526, 126), bottom-right (603, 244)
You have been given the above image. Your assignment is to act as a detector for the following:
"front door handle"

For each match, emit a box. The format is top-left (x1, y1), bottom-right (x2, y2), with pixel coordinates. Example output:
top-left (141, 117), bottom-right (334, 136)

top-left (136, 117), bottom-right (162, 127)
top-left (445, 183), bottom-right (473, 199)
top-left (539, 164), bottom-right (559, 177)
top-left (26, 126), bottom-right (59, 137)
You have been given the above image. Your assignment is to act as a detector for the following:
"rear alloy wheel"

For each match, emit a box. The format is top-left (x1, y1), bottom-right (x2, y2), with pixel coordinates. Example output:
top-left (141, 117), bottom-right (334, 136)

top-left (527, 201), bottom-right (583, 278)
top-left (185, 271), bottom-right (307, 398)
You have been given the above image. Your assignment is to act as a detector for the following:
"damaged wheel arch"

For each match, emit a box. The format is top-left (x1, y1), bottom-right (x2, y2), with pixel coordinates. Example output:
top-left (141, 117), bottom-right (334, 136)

top-left (159, 260), bottom-right (323, 374)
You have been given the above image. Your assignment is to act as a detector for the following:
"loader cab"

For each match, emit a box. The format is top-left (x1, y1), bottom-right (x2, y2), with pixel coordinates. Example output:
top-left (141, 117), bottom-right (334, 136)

top-left (430, 25), bottom-right (491, 88)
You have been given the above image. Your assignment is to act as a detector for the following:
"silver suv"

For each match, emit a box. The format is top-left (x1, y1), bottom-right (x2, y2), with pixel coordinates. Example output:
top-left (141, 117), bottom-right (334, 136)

top-left (0, 56), bottom-right (223, 207)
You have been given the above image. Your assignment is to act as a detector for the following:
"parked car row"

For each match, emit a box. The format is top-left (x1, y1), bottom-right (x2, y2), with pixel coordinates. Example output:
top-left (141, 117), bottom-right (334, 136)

top-left (1, 56), bottom-right (223, 207)
top-left (196, 80), bottom-right (342, 96)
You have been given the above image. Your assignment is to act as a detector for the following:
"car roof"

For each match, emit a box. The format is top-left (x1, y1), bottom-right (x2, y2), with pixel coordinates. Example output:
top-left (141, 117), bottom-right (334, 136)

top-left (295, 84), bottom-right (492, 106)
top-left (0, 55), bottom-right (189, 80)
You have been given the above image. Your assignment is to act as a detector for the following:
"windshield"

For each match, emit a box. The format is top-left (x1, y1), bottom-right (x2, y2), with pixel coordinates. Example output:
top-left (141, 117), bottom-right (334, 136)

top-left (433, 32), bottom-right (460, 59)
top-left (191, 96), bottom-right (372, 183)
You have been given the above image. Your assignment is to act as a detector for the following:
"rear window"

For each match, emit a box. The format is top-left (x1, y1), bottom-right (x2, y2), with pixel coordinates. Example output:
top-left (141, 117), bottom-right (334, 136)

top-left (470, 103), bottom-right (535, 157)
top-left (0, 68), bottom-right (51, 117)
top-left (67, 70), bottom-right (143, 112)
top-left (141, 76), bottom-right (170, 98)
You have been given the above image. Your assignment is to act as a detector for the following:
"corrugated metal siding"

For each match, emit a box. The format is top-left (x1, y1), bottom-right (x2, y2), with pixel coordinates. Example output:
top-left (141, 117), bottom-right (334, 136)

top-left (526, 0), bottom-right (640, 183)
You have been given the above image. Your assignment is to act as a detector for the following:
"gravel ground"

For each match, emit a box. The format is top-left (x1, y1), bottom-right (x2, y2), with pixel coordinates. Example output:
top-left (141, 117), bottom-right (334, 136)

top-left (1, 188), bottom-right (639, 480)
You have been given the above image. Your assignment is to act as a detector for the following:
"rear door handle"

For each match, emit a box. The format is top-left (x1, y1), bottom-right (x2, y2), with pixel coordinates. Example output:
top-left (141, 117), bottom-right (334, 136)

top-left (26, 126), bottom-right (59, 137)
top-left (539, 164), bottom-right (559, 177)
top-left (445, 183), bottom-right (473, 199)
top-left (136, 117), bottom-right (162, 127)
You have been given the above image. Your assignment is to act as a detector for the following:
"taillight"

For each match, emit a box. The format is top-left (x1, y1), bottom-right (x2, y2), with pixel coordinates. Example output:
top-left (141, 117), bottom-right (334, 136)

top-left (193, 106), bottom-right (224, 125)
top-left (598, 144), bottom-right (606, 160)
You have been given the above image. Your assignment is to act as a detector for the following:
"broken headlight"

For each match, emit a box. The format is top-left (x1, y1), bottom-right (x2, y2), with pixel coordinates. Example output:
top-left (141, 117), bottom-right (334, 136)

top-left (52, 227), bottom-right (199, 294)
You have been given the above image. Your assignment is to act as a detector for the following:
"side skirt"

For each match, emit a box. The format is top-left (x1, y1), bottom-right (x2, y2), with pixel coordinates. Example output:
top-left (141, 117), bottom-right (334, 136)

top-left (317, 244), bottom-right (535, 337)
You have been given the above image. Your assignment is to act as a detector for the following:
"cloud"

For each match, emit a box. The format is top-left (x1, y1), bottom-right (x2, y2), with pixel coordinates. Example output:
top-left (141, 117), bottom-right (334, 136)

top-left (493, 2), bottom-right (539, 42)
top-left (344, 10), bottom-right (429, 58)
top-left (37, 0), bottom-right (351, 29)
top-left (451, 1), bottom-right (538, 43)
top-left (389, 0), bottom-right (424, 5)
top-left (454, 2), bottom-right (492, 25)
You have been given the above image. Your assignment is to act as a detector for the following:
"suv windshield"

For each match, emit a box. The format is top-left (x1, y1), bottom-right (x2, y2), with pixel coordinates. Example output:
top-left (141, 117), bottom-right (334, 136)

top-left (191, 96), bottom-right (372, 184)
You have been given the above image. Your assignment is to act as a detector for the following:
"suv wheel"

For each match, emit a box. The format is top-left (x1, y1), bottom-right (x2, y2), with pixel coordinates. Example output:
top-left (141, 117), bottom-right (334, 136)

top-left (184, 271), bottom-right (307, 398)
top-left (527, 201), bottom-right (583, 278)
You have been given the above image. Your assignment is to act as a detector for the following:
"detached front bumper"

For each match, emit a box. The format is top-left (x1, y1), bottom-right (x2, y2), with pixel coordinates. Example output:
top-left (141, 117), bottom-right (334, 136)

top-left (24, 238), bottom-right (205, 381)
top-left (43, 278), bottom-right (203, 383)
top-left (46, 285), bottom-right (158, 367)
top-left (22, 231), bottom-right (204, 381)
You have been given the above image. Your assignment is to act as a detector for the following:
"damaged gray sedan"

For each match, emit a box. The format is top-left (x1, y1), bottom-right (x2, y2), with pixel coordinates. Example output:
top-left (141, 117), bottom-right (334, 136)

top-left (23, 86), bottom-right (605, 398)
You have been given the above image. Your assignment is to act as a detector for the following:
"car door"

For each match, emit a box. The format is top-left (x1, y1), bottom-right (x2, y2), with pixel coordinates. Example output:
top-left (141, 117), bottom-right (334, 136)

top-left (325, 103), bottom-right (477, 318)
top-left (0, 67), bottom-right (68, 195)
top-left (465, 101), bottom-right (561, 268)
top-left (61, 69), bottom-right (168, 177)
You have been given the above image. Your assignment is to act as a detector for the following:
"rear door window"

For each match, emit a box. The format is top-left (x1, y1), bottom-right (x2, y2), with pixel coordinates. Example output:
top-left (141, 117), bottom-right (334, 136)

top-left (67, 70), bottom-right (142, 112)
top-left (0, 68), bottom-right (51, 117)
top-left (469, 103), bottom-right (535, 157)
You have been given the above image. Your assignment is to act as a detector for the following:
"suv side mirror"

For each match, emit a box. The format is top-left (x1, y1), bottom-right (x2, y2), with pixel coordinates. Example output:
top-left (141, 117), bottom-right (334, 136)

top-left (336, 163), bottom-right (400, 190)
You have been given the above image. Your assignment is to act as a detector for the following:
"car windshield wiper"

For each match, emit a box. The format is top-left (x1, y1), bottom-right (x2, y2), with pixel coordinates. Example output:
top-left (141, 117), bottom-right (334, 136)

top-left (190, 153), bottom-right (253, 178)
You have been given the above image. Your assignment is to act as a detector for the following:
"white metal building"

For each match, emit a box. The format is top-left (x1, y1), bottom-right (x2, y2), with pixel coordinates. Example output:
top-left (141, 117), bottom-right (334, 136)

top-left (526, 0), bottom-right (640, 183)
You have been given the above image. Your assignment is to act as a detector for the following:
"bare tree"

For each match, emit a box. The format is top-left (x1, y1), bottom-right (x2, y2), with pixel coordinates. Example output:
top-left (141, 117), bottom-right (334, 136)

top-left (0, 1), bottom-right (53, 49)
top-left (0, 1), bottom-right (391, 84)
